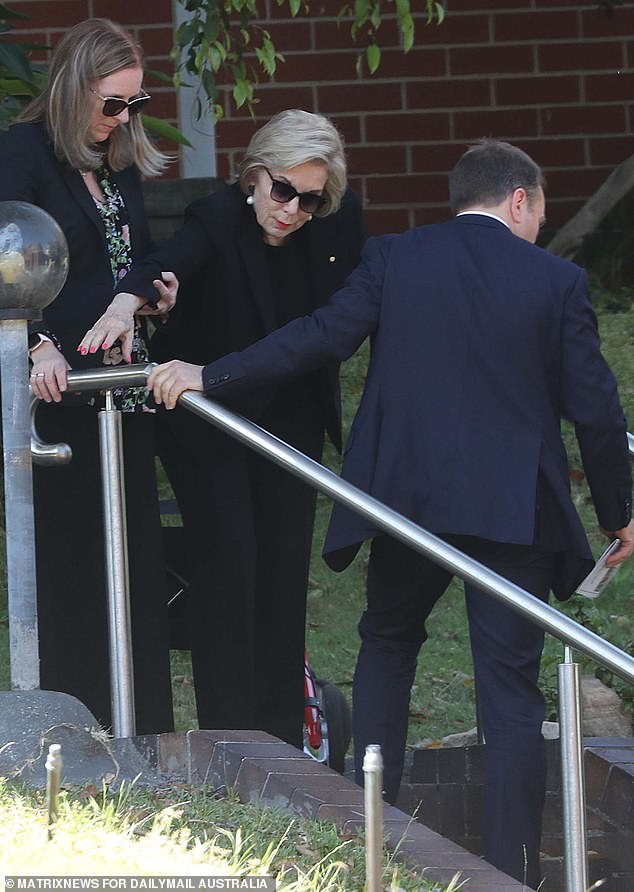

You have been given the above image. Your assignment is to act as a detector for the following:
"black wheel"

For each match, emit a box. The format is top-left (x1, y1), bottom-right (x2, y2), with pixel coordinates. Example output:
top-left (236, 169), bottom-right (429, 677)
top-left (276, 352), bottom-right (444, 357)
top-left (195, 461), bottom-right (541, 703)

top-left (317, 681), bottom-right (352, 774)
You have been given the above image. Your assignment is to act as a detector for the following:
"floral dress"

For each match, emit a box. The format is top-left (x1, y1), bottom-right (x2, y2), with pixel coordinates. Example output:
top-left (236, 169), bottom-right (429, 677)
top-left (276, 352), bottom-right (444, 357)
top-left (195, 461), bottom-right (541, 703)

top-left (93, 166), bottom-right (152, 412)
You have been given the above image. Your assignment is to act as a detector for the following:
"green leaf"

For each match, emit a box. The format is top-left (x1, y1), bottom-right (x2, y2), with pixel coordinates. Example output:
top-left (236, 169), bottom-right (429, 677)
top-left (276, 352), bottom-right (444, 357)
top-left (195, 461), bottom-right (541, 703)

top-left (0, 43), bottom-right (33, 83)
top-left (144, 67), bottom-right (174, 85)
top-left (395, 0), bottom-right (409, 21)
top-left (401, 14), bottom-right (414, 52)
top-left (289, 0), bottom-right (301, 15)
top-left (141, 114), bottom-right (192, 147)
top-left (354, 0), bottom-right (369, 24)
top-left (366, 42), bottom-right (380, 74)
top-left (176, 20), bottom-right (197, 47)
top-left (435, 2), bottom-right (445, 24)
top-left (369, 1), bottom-right (381, 31)
top-left (201, 67), bottom-right (217, 100)
top-left (0, 4), bottom-right (30, 20)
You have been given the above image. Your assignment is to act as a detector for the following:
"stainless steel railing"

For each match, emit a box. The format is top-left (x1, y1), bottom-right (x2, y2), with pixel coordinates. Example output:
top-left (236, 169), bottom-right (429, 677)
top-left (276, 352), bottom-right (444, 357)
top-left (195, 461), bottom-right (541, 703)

top-left (31, 364), bottom-right (634, 892)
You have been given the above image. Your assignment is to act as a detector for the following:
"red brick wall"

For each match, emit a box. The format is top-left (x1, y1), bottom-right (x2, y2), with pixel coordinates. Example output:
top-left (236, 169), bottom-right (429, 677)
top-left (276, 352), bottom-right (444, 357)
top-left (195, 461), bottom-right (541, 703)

top-left (7, 0), bottom-right (634, 234)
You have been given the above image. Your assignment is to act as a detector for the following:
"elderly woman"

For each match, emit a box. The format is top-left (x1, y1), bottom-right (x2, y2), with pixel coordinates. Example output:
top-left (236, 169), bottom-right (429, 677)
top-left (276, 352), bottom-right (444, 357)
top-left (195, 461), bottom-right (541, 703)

top-left (81, 110), bottom-right (365, 747)
top-left (0, 18), bottom-right (175, 733)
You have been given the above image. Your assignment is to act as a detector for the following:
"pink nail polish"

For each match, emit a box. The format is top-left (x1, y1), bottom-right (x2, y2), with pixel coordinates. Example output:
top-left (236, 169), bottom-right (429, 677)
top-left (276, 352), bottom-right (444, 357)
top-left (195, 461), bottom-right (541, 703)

top-left (79, 347), bottom-right (87, 355)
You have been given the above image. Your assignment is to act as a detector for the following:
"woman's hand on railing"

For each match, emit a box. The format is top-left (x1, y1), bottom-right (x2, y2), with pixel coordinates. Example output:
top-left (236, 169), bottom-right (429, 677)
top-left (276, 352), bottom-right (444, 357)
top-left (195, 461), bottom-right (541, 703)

top-left (77, 292), bottom-right (146, 362)
top-left (604, 519), bottom-right (634, 567)
top-left (147, 359), bottom-right (204, 410)
top-left (135, 271), bottom-right (178, 323)
top-left (30, 341), bottom-right (71, 403)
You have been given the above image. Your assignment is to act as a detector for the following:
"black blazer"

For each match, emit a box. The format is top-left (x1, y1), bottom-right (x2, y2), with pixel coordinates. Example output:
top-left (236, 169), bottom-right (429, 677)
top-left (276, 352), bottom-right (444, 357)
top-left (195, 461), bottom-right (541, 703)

top-left (118, 182), bottom-right (365, 449)
top-left (199, 214), bottom-right (632, 599)
top-left (0, 121), bottom-right (152, 367)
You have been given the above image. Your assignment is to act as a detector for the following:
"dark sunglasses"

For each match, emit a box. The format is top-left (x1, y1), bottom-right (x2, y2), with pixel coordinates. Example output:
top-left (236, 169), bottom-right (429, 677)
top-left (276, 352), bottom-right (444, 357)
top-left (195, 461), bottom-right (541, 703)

top-left (264, 167), bottom-right (326, 215)
top-left (90, 88), bottom-right (151, 117)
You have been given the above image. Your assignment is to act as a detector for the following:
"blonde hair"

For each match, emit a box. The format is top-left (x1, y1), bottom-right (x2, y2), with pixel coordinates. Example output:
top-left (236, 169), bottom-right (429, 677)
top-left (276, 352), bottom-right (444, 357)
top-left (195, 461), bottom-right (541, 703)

top-left (238, 110), bottom-right (347, 216)
top-left (19, 18), bottom-right (168, 177)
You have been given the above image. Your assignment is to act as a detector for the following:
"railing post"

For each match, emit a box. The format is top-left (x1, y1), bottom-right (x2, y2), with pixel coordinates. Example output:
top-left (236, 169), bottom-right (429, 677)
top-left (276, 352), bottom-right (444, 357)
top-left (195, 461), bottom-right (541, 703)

top-left (363, 744), bottom-right (384, 892)
top-left (558, 645), bottom-right (588, 892)
top-left (0, 319), bottom-right (40, 690)
top-left (98, 390), bottom-right (135, 737)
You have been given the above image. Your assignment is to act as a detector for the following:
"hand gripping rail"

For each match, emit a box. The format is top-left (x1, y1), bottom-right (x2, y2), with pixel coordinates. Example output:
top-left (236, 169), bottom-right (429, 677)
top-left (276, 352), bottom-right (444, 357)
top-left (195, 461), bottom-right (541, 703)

top-left (32, 364), bottom-right (634, 892)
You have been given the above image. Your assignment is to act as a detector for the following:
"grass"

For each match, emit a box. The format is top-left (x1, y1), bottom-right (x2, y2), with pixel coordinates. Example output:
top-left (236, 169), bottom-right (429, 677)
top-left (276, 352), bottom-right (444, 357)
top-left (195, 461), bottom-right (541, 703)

top-left (0, 778), bottom-right (461, 891)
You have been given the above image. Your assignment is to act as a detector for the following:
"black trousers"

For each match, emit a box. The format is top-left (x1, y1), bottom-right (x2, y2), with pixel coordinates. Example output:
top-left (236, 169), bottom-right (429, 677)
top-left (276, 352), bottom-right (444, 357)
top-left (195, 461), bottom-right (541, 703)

top-left (33, 404), bottom-right (174, 734)
top-left (353, 534), bottom-right (557, 890)
top-left (156, 384), bottom-right (325, 749)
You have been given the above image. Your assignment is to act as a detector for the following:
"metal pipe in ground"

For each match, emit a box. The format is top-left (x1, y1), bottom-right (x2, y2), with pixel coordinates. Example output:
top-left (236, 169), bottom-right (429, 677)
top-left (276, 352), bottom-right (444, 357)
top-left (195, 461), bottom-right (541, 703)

top-left (98, 391), bottom-right (135, 738)
top-left (558, 645), bottom-right (588, 892)
top-left (363, 744), bottom-right (384, 892)
top-left (46, 743), bottom-right (62, 839)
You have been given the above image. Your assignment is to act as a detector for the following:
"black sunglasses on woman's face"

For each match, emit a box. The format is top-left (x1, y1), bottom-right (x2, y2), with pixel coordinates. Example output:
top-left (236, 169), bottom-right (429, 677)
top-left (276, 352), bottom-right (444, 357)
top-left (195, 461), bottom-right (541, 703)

top-left (263, 167), bottom-right (326, 215)
top-left (90, 88), bottom-right (151, 117)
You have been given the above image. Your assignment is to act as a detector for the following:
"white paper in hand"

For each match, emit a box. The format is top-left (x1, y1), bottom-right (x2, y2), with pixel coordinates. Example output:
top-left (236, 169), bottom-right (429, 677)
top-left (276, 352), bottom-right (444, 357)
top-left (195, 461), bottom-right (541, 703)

top-left (576, 540), bottom-right (622, 599)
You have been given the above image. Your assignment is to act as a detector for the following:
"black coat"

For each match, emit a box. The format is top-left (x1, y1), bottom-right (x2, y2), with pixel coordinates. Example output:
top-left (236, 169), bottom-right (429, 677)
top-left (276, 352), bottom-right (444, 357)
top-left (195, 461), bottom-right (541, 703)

top-left (0, 121), bottom-right (152, 364)
top-left (118, 182), bottom-right (365, 450)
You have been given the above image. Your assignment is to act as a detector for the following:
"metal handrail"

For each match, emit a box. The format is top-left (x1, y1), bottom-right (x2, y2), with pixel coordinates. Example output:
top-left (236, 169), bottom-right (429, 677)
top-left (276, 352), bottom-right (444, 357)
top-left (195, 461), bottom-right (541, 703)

top-left (31, 364), bottom-right (634, 892)
top-left (31, 364), bottom-right (634, 687)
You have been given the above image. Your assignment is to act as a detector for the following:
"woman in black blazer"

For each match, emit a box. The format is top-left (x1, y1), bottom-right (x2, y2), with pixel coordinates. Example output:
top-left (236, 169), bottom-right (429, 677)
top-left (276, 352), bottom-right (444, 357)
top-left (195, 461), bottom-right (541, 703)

top-left (0, 19), bottom-right (175, 733)
top-left (83, 110), bottom-right (365, 748)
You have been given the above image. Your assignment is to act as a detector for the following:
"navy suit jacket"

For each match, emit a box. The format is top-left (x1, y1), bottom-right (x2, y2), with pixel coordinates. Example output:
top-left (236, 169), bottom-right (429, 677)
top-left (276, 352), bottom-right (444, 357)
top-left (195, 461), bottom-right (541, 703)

top-left (201, 214), bottom-right (632, 599)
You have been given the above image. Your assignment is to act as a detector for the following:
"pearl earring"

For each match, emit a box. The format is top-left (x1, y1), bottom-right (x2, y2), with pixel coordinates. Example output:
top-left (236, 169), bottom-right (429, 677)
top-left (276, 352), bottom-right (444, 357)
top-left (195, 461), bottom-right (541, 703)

top-left (246, 194), bottom-right (254, 205)
top-left (307, 214), bottom-right (313, 221)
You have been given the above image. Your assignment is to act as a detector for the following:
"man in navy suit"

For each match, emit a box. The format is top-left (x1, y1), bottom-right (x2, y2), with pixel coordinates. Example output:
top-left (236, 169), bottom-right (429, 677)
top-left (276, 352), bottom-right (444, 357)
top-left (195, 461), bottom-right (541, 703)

top-left (148, 140), bottom-right (634, 887)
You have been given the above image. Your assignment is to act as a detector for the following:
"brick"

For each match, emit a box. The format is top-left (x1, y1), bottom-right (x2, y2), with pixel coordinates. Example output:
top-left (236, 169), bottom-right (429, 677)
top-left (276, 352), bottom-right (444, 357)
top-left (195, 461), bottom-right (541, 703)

top-left (411, 142), bottom-right (465, 173)
top-left (265, 21), bottom-right (312, 52)
top-left (538, 40), bottom-right (624, 73)
top-left (143, 91), bottom-right (177, 119)
top-left (412, 748), bottom-right (439, 784)
top-left (407, 77), bottom-right (490, 111)
top-left (228, 85), bottom-right (316, 120)
top-left (413, 206), bottom-right (450, 227)
top-left (586, 747), bottom-right (612, 805)
top-left (366, 111), bottom-right (450, 143)
top-left (520, 138), bottom-right (586, 168)
top-left (346, 144), bottom-right (406, 175)
top-left (315, 802), bottom-right (365, 822)
top-left (91, 0), bottom-right (172, 24)
top-left (216, 118), bottom-right (266, 150)
top-left (410, 11), bottom-right (490, 46)
top-left (437, 782), bottom-right (466, 838)
top-left (451, 44), bottom-right (534, 77)
top-left (540, 104), bottom-right (625, 136)
top-left (364, 206), bottom-right (411, 235)
top-left (186, 729), bottom-right (283, 784)
top-left (235, 757), bottom-right (333, 801)
top-left (600, 764), bottom-right (634, 827)
top-left (494, 10), bottom-right (579, 42)
top-left (465, 745), bottom-right (485, 785)
top-left (366, 172), bottom-right (447, 205)
top-left (582, 6), bottom-right (634, 39)
top-left (373, 46), bottom-right (446, 79)
top-left (313, 19), bottom-right (393, 53)
top-left (464, 783), bottom-right (483, 836)
top-left (273, 50), bottom-right (358, 83)
top-left (327, 114), bottom-right (362, 146)
top-left (495, 74), bottom-right (580, 107)
top-left (318, 81), bottom-right (402, 114)
top-left (436, 746), bottom-right (469, 783)
top-left (545, 166), bottom-right (609, 198)
top-left (450, 0), bottom-right (525, 8)
top-left (585, 71), bottom-right (634, 103)
top-left (137, 27), bottom-right (175, 57)
top-left (9, 1), bottom-right (89, 28)
top-left (454, 107), bottom-right (540, 140)
top-left (400, 782), bottom-right (441, 829)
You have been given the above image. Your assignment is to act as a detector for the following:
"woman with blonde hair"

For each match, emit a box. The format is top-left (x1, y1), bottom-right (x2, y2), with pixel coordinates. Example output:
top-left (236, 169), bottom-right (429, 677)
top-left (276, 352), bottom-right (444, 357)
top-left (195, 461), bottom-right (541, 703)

top-left (0, 18), bottom-right (176, 732)
top-left (82, 109), bottom-right (365, 748)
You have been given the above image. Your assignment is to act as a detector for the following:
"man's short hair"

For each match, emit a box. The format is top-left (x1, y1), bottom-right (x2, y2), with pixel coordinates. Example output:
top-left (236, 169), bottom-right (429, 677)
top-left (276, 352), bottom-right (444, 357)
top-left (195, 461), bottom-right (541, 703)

top-left (449, 139), bottom-right (545, 214)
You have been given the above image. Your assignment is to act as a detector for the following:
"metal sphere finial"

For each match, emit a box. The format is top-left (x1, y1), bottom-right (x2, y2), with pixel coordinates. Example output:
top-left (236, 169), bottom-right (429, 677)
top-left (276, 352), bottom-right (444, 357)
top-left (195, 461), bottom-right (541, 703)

top-left (0, 201), bottom-right (69, 320)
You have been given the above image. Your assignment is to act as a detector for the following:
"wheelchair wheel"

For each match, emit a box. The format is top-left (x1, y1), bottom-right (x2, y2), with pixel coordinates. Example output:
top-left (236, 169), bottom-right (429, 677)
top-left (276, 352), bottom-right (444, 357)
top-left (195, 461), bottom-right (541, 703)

top-left (317, 680), bottom-right (352, 774)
